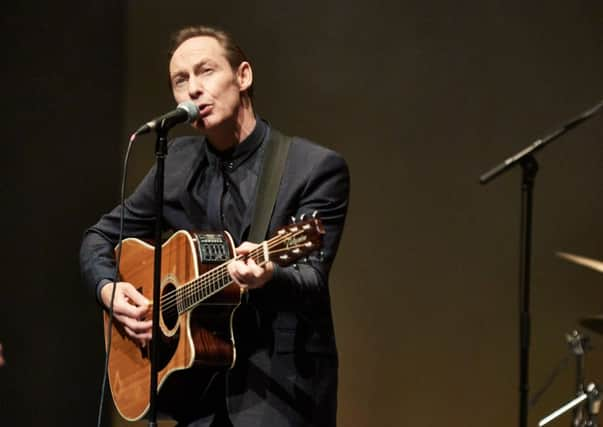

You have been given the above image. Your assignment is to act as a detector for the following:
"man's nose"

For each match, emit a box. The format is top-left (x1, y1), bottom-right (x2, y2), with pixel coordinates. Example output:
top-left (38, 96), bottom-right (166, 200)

top-left (188, 77), bottom-right (203, 99)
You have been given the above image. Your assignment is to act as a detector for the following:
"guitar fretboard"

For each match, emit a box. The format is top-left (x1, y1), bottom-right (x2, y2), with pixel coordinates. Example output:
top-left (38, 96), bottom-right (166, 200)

top-left (157, 222), bottom-right (318, 318)
top-left (173, 245), bottom-right (266, 314)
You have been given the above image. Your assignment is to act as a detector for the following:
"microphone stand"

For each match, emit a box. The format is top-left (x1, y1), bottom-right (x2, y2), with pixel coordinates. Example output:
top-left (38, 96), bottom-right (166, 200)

top-left (148, 124), bottom-right (169, 426)
top-left (479, 98), bottom-right (603, 427)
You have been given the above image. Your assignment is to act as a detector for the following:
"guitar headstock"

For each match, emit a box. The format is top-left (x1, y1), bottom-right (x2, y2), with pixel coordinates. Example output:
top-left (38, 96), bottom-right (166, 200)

top-left (268, 216), bottom-right (325, 267)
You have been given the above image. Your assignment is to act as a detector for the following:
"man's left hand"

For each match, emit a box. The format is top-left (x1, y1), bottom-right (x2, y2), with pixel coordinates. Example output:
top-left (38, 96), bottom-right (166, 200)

top-left (228, 242), bottom-right (274, 289)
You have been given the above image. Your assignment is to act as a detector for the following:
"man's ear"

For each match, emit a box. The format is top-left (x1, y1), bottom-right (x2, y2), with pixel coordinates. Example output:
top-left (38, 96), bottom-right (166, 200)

top-left (237, 61), bottom-right (253, 92)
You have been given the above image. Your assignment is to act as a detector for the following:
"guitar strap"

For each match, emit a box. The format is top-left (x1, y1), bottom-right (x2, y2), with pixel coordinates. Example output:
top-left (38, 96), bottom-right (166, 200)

top-left (247, 128), bottom-right (291, 243)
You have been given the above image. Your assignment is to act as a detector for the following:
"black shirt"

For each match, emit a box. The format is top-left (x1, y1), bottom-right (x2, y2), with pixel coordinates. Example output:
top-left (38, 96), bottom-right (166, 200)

top-left (192, 118), bottom-right (268, 244)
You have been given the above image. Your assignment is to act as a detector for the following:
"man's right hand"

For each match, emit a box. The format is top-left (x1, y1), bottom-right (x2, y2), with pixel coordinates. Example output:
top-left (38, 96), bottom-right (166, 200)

top-left (101, 282), bottom-right (152, 346)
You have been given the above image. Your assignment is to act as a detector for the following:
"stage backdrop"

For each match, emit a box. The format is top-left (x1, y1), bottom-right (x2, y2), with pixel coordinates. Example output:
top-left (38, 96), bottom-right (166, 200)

top-left (120, 2), bottom-right (603, 426)
top-left (1, 2), bottom-right (602, 427)
top-left (0, 2), bottom-right (125, 426)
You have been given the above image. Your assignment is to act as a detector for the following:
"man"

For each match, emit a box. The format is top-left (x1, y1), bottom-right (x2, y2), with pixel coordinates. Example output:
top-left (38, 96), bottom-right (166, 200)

top-left (80, 26), bottom-right (349, 426)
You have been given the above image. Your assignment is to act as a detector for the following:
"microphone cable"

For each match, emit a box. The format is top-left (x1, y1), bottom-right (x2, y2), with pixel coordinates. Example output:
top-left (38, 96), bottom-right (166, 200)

top-left (96, 133), bottom-right (137, 427)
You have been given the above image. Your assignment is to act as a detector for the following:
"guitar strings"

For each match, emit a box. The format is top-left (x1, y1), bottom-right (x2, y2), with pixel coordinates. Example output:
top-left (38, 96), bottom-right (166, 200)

top-left (158, 233), bottom-right (308, 320)
top-left (159, 249), bottom-right (308, 323)
top-left (156, 228), bottom-right (314, 316)
top-left (161, 231), bottom-right (283, 307)
top-left (159, 229), bottom-right (309, 314)
top-left (162, 244), bottom-right (309, 317)
top-left (164, 228), bottom-right (305, 307)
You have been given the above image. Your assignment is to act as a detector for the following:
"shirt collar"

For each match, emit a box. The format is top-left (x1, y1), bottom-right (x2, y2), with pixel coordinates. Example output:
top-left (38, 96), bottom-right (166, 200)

top-left (205, 117), bottom-right (268, 170)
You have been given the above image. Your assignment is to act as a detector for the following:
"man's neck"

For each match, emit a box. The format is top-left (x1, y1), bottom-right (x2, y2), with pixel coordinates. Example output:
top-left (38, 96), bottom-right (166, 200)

top-left (206, 103), bottom-right (256, 152)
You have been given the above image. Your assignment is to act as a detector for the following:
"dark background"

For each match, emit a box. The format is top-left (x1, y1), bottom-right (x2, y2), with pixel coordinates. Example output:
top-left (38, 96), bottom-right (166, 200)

top-left (1, 2), bottom-right (602, 426)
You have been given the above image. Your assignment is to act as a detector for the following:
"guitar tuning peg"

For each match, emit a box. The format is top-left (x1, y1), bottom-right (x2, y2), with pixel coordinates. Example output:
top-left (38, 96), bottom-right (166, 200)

top-left (290, 216), bottom-right (296, 224)
top-left (312, 210), bottom-right (319, 218)
top-left (299, 213), bottom-right (306, 220)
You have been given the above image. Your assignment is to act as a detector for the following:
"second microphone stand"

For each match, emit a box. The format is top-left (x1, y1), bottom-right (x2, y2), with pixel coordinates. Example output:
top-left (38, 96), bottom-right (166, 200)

top-left (479, 98), bottom-right (603, 427)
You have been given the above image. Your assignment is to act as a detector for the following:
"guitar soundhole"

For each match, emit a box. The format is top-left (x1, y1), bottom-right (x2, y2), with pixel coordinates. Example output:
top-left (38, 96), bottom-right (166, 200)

top-left (161, 283), bottom-right (179, 331)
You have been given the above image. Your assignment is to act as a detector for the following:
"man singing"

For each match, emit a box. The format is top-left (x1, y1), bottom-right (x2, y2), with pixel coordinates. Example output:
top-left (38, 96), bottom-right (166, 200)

top-left (80, 25), bottom-right (350, 426)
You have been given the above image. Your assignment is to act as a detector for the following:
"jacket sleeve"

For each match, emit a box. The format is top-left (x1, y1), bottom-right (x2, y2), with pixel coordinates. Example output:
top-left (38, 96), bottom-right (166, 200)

top-left (258, 148), bottom-right (350, 310)
top-left (79, 166), bottom-right (158, 299)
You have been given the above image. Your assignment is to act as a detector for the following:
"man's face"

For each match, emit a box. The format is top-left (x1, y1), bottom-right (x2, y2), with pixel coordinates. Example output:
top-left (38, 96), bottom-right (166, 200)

top-left (169, 36), bottom-right (250, 131)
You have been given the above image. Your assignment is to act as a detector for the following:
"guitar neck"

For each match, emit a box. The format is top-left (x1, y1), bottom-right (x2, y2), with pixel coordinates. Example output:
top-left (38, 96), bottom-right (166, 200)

top-left (171, 243), bottom-right (268, 315)
top-left (163, 219), bottom-right (322, 315)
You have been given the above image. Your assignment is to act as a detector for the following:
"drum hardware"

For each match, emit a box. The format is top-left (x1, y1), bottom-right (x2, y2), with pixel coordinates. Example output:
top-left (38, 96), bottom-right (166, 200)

top-left (530, 331), bottom-right (594, 425)
top-left (539, 383), bottom-right (601, 427)
top-left (567, 331), bottom-right (592, 427)
top-left (543, 251), bottom-right (603, 426)
top-left (580, 316), bottom-right (603, 336)
top-left (556, 252), bottom-right (603, 274)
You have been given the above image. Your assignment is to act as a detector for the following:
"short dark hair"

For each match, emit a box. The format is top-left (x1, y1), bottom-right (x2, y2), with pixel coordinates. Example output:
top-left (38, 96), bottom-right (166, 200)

top-left (169, 25), bottom-right (254, 100)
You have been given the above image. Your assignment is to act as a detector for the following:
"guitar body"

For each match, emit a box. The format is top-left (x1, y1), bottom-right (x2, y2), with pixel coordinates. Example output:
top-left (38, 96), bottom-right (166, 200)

top-left (103, 230), bottom-right (243, 421)
top-left (103, 218), bottom-right (325, 422)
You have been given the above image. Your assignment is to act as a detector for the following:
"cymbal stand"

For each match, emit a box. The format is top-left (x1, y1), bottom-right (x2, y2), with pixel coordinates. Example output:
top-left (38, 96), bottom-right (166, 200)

top-left (586, 384), bottom-right (601, 426)
top-left (567, 331), bottom-right (589, 427)
top-left (539, 383), bottom-right (601, 427)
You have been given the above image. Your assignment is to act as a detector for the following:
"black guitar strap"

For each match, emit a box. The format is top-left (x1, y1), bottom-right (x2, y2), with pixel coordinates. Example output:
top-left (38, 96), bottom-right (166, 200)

top-left (248, 129), bottom-right (291, 243)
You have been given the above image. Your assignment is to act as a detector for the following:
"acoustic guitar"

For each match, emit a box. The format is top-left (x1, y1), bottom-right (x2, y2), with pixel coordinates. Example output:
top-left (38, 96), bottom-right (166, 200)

top-left (104, 218), bottom-right (324, 421)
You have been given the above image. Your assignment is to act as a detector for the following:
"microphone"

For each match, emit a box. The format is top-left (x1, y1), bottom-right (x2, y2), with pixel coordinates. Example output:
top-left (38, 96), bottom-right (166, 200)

top-left (132, 101), bottom-right (199, 138)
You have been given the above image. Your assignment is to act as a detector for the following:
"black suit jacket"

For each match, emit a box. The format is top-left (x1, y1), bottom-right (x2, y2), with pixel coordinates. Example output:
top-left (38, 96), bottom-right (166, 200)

top-left (80, 127), bottom-right (350, 426)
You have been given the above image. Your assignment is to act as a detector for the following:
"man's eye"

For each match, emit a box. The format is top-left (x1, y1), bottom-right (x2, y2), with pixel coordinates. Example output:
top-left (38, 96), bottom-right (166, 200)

top-left (173, 78), bottom-right (186, 87)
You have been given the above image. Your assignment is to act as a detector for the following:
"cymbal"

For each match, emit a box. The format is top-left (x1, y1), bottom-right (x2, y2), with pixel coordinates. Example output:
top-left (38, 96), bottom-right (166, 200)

top-left (556, 251), bottom-right (603, 274)
top-left (580, 315), bottom-right (603, 335)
